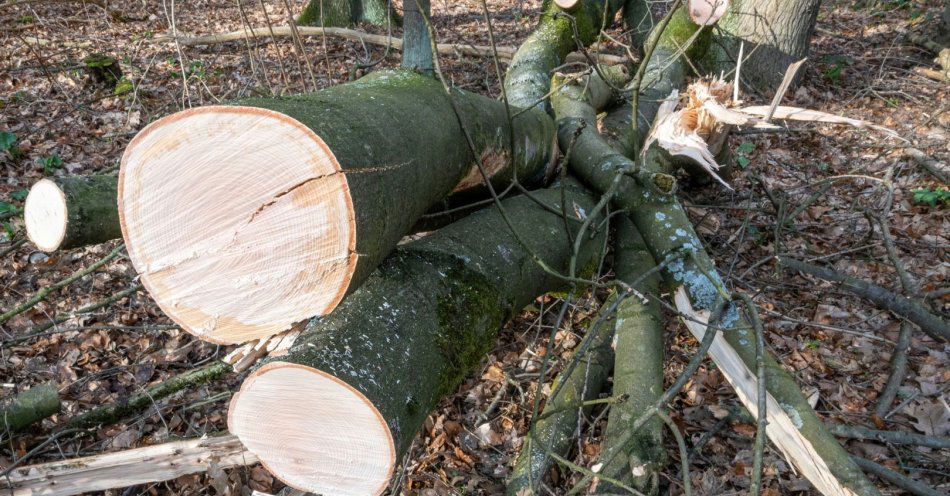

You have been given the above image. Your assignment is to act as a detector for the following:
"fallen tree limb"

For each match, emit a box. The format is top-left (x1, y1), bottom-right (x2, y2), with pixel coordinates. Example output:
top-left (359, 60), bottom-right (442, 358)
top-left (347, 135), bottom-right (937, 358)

top-left (0, 384), bottom-right (60, 432)
top-left (852, 457), bottom-right (948, 496)
top-left (228, 180), bottom-right (605, 496)
top-left (63, 361), bottom-right (231, 430)
top-left (552, 24), bottom-right (882, 496)
top-left (779, 257), bottom-right (949, 343)
top-left (507, 297), bottom-right (615, 496)
top-left (595, 217), bottom-right (665, 495)
top-left (0, 434), bottom-right (255, 496)
top-left (828, 424), bottom-right (950, 450)
top-left (24, 174), bottom-right (120, 252)
top-left (154, 25), bottom-right (626, 65)
top-left (119, 69), bottom-right (554, 345)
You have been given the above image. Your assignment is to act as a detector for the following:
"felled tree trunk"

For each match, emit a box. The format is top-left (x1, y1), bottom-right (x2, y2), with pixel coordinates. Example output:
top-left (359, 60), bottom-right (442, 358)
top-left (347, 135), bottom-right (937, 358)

top-left (0, 383), bottom-right (60, 432)
top-left (553, 27), bottom-right (882, 496)
top-left (118, 69), bottom-right (554, 345)
top-left (596, 217), bottom-right (665, 494)
top-left (228, 180), bottom-right (605, 496)
top-left (704, 0), bottom-right (822, 94)
top-left (504, 0), bottom-right (626, 108)
top-left (24, 175), bottom-right (120, 252)
top-left (297, 0), bottom-right (398, 27)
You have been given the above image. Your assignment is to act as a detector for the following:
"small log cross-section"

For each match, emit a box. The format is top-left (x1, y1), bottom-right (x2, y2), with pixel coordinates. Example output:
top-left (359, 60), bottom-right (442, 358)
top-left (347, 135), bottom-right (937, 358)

top-left (118, 69), bottom-right (554, 345)
top-left (24, 174), bottom-right (120, 252)
top-left (228, 180), bottom-right (606, 496)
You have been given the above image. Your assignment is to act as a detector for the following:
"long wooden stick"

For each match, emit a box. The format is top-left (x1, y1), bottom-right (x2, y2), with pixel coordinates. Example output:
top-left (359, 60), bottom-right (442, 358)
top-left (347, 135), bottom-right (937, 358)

top-left (1, 434), bottom-right (255, 496)
top-left (153, 25), bottom-right (626, 65)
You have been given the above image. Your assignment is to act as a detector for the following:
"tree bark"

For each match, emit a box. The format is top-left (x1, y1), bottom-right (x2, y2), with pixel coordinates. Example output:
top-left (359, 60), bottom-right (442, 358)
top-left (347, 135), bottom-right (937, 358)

top-left (506, 305), bottom-right (615, 496)
top-left (297, 0), bottom-right (398, 27)
top-left (24, 174), bottom-right (120, 252)
top-left (401, 0), bottom-right (432, 75)
top-left (596, 217), bottom-right (665, 495)
top-left (119, 69), bottom-right (554, 345)
top-left (504, 0), bottom-right (626, 109)
top-left (552, 16), bottom-right (880, 495)
top-left (0, 383), bottom-right (60, 432)
top-left (704, 0), bottom-right (822, 94)
top-left (228, 180), bottom-right (606, 496)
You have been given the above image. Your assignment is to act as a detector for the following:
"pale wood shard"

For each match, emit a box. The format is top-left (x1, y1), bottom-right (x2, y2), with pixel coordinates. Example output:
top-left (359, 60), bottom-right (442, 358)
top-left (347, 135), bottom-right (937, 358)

top-left (673, 287), bottom-right (860, 496)
top-left (227, 363), bottom-right (395, 496)
top-left (24, 179), bottom-right (68, 252)
top-left (1, 434), bottom-right (256, 496)
top-left (119, 106), bottom-right (355, 345)
top-left (739, 105), bottom-right (900, 138)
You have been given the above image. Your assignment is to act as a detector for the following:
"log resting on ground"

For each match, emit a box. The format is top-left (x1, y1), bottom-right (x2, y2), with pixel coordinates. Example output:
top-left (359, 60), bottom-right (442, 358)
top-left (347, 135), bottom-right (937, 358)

top-left (0, 384), bottom-right (60, 432)
top-left (506, 297), bottom-right (615, 496)
top-left (596, 217), bottom-right (665, 494)
top-left (24, 174), bottom-right (120, 252)
top-left (551, 31), bottom-right (881, 496)
top-left (228, 180), bottom-right (606, 496)
top-left (118, 69), bottom-right (554, 345)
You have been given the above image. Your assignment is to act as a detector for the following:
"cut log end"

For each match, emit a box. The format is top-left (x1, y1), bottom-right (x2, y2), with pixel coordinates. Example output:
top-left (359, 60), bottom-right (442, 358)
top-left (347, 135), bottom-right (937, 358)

top-left (118, 106), bottom-right (357, 345)
top-left (25, 178), bottom-right (70, 252)
top-left (228, 362), bottom-right (394, 496)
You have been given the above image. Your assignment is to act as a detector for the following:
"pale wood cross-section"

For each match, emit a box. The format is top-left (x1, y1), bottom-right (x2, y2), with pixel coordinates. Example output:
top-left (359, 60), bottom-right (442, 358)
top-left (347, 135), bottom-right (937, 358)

top-left (118, 106), bottom-right (356, 345)
top-left (228, 362), bottom-right (395, 496)
top-left (24, 178), bottom-right (69, 252)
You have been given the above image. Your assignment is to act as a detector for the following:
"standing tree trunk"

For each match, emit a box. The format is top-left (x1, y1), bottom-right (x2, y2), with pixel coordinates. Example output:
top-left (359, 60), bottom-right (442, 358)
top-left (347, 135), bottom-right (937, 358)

top-left (401, 0), bottom-right (433, 75)
top-left (119, 69), bottom-right (554, 345)
top-left (24, 174), bottom-right (120, 252)
top-left (228, 180), bottom-right (605, 496)
top-left (297, 0), bottom-right (398, 27)
top-left (704, 0), bottom-right (822, 94)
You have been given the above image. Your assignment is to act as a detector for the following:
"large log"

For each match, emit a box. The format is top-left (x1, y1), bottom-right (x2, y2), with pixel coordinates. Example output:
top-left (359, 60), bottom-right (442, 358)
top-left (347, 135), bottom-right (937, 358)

top-left (552, 33), bottom-right (883, 496)
top-left (118, 69), bottom-right (554, 345)
top-left (228, 180), bottom-right (606, 496)
top-left (24, 175), bottom-right (120, 252)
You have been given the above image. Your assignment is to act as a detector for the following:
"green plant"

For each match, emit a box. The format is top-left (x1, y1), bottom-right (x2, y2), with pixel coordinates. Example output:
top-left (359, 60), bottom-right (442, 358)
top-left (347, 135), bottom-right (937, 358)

top-left (10, 189), bottom-right (29, 201)
top-left (41, 153), bottom-right (63, 175)
top-left (114, 77), bottom-right (134, 95)
top-left (734, 141), bottom-right (755, 169)
top-left (3, 222), bottom-right (15, 240)
top-left (0, 131), bottom-right (17, 158)
top-left (821, 55), bottom-right (852, 85)
top-left (0, 201), bottom-right (18, 216)
top-left (912, 187), bottom-right (950, 207)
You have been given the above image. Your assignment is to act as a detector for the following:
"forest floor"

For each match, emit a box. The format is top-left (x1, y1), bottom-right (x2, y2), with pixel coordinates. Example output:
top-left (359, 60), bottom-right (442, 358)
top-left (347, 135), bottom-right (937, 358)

top-left (1, 0), bottom-right (948, 494)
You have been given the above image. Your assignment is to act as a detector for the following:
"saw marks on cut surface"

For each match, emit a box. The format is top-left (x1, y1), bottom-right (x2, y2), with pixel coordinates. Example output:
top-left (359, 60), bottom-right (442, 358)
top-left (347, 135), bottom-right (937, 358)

top-left (24, 179), bottom-right (69, 252)
top-left (119, 106), bottom-right (356, 344)
top-left (228, 363), bottom-right (395, 496)
top-left (674, 288), bottom-right (860, 496)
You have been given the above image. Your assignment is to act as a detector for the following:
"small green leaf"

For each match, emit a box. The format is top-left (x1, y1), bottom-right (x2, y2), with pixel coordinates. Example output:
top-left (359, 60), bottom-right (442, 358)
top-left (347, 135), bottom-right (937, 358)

top-left (736, 142), bottom-right (755, 155)
top-left (0, 201), bottom-right (19, 215)
top-left (736, 156), bottom-right (750, 169)
top-left (0, 131), bottom-right (16, 152)
top-left (10, 189), bottom-right (29, 201)
top-left (41, 154), bottom-right (63, 175)
top-left (912, 188), bottom-right (950, 207)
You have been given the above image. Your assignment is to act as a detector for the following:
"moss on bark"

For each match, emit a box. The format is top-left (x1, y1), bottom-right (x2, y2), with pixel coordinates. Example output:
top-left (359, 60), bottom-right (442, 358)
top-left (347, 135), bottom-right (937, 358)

top-left (0, 384), bottom-right (60, 432)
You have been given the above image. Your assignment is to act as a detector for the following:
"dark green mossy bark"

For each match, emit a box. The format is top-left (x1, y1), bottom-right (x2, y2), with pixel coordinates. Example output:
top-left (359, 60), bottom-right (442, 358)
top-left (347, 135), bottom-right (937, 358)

top-left (236, 69), bottom-right (555, 301)
top-left (596, 217), bottom-right (664, 494)
top-left (621, 0), bottom-right (653, 48)
top-left (506, 310), bottom-right (615, 496)
top-left (297, 0), bottom-right (398, 27)
top-left (0, 384), bottom-right (60, 432)
top-left (64, 361), bottom-right (231, 430)
top-left (255, 180), bottom-right (605, 463)
top-left (553, 24), bottom-right (881, 496)
top-left (503, 0), bottom-right (626, 109)
top-left (28, 174), bottom-right (121, 252)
